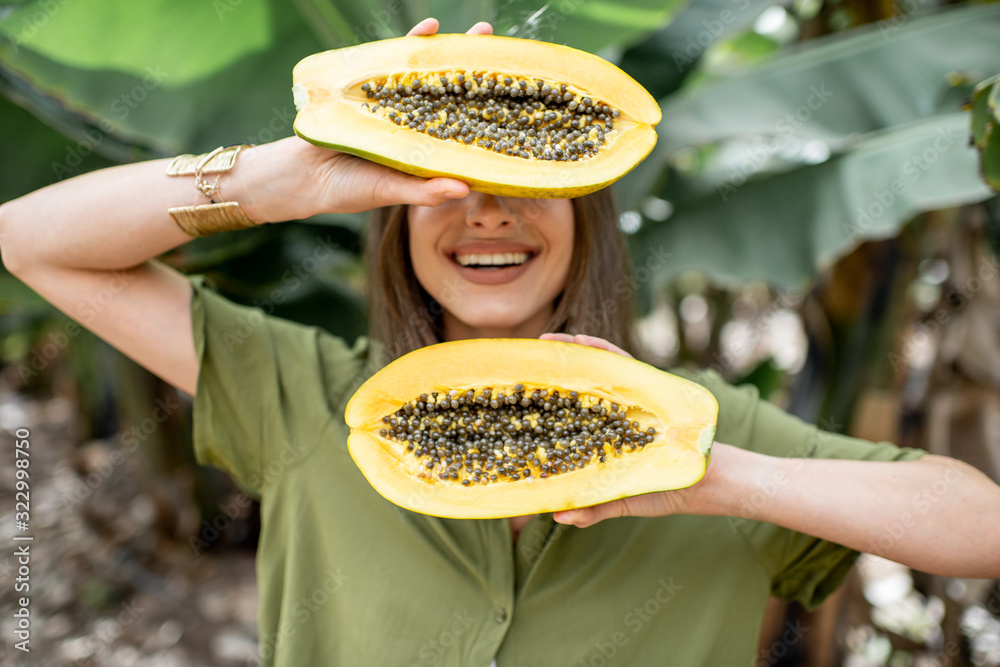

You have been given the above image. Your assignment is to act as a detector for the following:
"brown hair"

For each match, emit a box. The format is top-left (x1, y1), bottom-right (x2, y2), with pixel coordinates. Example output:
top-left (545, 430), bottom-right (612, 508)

top-left (365, 188), bottom-right (638, 362)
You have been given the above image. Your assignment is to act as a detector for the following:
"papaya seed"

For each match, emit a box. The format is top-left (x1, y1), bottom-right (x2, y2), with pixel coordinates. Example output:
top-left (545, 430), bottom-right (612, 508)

top-left (379, 386), bottom-right (655, 487)
top-left (363, 70), bottom-right (619, 161)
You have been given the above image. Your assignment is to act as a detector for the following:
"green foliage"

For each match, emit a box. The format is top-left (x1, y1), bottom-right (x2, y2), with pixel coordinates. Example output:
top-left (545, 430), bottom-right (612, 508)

top-left (2, 0), bottom-right (271, 85)
top-left (1, 0), bottom-right (997, 322)
top-left (0, 93), bottom-right (114, 204)
top-left (617, 2), bottom-right (999, 288)
top-left (968, 73), bottom-right (1000, 193)
top-left (491, 0), bottom-right (690, 53)
top-left (630, 112), bottom-right (993, 288)
top-left (618, 0), bottom-right (776, 101)
top-left (0, 0), bottom-right (322, 157)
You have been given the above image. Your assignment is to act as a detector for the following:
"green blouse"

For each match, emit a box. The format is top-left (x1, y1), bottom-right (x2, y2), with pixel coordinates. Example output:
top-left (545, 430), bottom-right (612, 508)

top-left (188, 274), bottom-right (925, 667)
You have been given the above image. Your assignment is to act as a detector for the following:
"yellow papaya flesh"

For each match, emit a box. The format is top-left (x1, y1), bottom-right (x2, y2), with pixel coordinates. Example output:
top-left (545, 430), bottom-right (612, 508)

top-left (344, 339), bottom-right (717, 519)
top-left (292, 35), bottom-right (661, 198)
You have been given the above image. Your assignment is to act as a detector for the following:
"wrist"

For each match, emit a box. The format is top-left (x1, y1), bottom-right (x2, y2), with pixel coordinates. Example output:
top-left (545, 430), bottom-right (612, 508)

top-left (224, 138), bottom-right (318, 223)
top-left (680, 443), bottom-right (782, 519)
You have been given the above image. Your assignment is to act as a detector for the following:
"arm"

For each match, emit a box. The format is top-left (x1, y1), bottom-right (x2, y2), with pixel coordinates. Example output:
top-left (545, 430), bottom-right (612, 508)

top-left (555, 444), bottom-right (1000, 578)
top-left (542, 334), bottom-right (1000, 578)
top-left (0, 15), bottom-right (480, 397)
top-left (0, 138), bottom-right (467, 396)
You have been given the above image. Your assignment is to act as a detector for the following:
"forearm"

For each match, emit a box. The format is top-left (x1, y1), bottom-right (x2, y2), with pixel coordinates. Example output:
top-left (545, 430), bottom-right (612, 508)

top-left (701, 446), bottom-right (1000, 577)
top-left (0, 138), bottom-right (314, 274)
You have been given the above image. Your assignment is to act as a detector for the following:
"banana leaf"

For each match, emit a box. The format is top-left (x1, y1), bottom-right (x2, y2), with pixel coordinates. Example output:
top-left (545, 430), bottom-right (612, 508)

top-left (616, 2), bottom-right (1000, 289)
top-left (656, 3), bottom-right (1000, 153)
top-left (0, 0), bottom-right (692, 159)
top-left (968, 73), bottom-right (1000, 193)
top-left (629, 113), bottom-right (994, 288)
top-left (618, 0), bottom-right (776, 101)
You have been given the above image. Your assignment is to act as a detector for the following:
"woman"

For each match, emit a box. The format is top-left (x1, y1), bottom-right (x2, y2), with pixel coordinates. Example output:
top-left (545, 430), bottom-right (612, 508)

top-left (2, 17), bottom-right (998, 667)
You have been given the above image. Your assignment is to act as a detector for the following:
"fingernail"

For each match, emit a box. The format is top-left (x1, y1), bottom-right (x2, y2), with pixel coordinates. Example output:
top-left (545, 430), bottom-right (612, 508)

top-left (442, 189), bottom-right (466, 199)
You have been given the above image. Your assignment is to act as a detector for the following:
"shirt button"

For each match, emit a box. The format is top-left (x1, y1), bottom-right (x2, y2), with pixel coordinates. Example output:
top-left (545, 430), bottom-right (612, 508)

top-left (494, 607), bottom-right (508, 623)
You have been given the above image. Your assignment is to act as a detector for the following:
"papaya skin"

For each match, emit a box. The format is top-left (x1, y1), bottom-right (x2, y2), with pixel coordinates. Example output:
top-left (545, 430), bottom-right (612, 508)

top-left (344, 339), bottom-right (718, 519)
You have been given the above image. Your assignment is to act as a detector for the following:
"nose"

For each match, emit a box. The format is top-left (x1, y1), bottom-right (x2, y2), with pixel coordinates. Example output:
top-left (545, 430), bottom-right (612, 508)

top-left (465, 193), bottom-right (514, 231)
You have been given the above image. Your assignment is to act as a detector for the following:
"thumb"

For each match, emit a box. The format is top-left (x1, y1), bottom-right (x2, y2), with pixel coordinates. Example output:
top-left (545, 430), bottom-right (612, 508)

top-left (553, 500), bottom-right (627, 528)
top-left (393, 174), bottom-right (469, 207)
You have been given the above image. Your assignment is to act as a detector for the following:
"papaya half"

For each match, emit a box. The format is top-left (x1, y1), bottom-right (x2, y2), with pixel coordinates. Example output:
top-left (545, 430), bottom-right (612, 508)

top-left (344, 339), bottom-right (718, 519)
top-left (292, 34), bottom-right (661, 198)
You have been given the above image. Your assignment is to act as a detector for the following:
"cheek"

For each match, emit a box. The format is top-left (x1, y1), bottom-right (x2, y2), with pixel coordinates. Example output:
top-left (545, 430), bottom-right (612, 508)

top-left (407, 214), bottom-right (440, 287)
top-left (550, 205), bottom-right (575, 276)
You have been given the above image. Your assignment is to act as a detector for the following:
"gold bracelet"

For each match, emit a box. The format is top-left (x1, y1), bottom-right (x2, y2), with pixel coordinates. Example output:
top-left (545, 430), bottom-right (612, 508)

top-left (166, 144), bottom-right (258, 237)
top-left (166, 145), bottom-right (245, 177)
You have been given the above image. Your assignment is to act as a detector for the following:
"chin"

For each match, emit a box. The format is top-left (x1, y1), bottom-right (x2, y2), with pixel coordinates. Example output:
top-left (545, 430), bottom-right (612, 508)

top-left (451, 306), bottom-right (540, 334)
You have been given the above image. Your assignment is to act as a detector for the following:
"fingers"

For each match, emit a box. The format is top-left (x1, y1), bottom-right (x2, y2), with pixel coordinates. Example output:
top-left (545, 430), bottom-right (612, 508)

top-left (466, 21), bottom-right (493, 35)
top-left (407, 19), bottom-right (494, 37)
top-left (539, 333), bottom-right (634, 359)
top-left (406, 18), bottom-right (438, 36)
top-left (382, 173), bottom-right (469, 208)
top-left (420, 178), bottom-right (471, 205)
top-left (554, 501), bottom-right (626, 528)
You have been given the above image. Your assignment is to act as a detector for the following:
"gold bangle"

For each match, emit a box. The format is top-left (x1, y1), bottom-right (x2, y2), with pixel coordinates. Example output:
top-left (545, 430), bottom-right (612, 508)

top-left (166, 144), bottom-right (258, 237)
top-left (166, 145), bottom-right (247, 177)
top-left (168, 202), bottom-right (258, 237)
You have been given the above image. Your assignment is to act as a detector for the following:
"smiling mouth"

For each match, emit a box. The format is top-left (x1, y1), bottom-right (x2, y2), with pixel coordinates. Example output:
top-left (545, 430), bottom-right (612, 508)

top-left (453, 252), bottom-right (533, 269)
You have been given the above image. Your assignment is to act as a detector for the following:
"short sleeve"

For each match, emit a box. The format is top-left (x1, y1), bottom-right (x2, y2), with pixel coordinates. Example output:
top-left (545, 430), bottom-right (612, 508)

top-left (188, 274), bottom-right (379, 496)
top-left (671, 367), bottom-right (926, 608)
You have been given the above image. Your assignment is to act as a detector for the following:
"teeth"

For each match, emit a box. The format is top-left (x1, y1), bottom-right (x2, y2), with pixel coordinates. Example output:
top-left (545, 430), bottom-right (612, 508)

top-left (456, 252), bottom-right (530, 267)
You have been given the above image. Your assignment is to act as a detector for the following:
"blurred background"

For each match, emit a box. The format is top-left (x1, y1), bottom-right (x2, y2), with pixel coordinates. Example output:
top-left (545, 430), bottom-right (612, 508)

top-left (0, 0), bottom-right (999, 665)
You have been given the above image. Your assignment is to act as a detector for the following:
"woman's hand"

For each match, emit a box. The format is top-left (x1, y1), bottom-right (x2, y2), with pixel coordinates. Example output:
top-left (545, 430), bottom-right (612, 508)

top-left (241, 18), bottom-right (494, 221)
top-left (538, 332), bottom-right (728, 528)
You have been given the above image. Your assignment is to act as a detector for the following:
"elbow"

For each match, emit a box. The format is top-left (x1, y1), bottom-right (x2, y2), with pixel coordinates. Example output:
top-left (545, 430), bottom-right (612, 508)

top-left (0, 201), bottom-right (27, 276)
